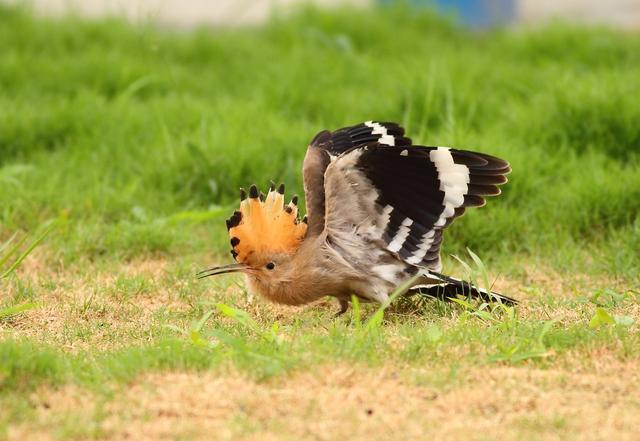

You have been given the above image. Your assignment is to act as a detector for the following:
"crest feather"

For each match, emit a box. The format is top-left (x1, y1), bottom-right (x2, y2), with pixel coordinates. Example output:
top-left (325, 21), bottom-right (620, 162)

top-left (227, 183), bottom-right (307, 264)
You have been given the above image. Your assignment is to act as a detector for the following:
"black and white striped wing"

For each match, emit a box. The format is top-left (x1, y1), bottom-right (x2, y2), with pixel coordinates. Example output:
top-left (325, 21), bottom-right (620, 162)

top-left (323, 143), bottom-right (510, 270)
top-left (310, 121), bottom-right (412, 156)
top-left (303, 121), bottom-right (412, 237)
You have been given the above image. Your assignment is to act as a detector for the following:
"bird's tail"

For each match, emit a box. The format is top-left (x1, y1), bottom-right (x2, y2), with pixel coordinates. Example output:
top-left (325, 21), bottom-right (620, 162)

top-left (408, 271), bottom-right (518, 305)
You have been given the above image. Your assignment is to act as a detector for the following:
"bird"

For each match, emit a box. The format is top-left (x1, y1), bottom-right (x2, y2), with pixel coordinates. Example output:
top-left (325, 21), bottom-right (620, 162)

top-left (198, 121), bottom-right (516, 314)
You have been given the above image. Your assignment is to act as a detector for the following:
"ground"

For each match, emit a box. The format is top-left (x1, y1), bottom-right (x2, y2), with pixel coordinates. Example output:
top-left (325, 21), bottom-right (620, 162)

top-left (13, 363), bottom-right (640, 440)
top-left (2, 253), bottom-right (639, 440)
top-left (1, 3), bottom-right (640, 440)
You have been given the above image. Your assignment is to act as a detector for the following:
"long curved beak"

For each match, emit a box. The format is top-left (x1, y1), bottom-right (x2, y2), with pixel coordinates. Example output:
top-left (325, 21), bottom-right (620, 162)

top-left (196, 263), bottom-right (249, 279)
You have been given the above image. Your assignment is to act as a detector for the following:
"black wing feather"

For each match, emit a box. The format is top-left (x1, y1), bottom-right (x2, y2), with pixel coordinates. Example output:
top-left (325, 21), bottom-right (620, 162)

top-left (303, 121), bottom-right (412, 238)
top-left (351, 143), bottom-right (510, 268)
top-left (310, 121), bottom-right (412, 156)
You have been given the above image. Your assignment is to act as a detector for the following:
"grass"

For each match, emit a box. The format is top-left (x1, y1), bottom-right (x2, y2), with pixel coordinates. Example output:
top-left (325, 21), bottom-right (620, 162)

top-left (1, 2), bottom-right (640, 440)
top-left (1, 3), bottom-right (639, 275)
top-left (1, 253), bottom-right (638, 439)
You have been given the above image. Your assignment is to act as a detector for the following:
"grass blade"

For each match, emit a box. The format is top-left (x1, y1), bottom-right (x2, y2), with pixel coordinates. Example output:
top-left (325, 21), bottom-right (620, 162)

top-left (365, 273), bottom-right (422, 331)
top-left (0, 302), bottom-right (39, 320)
top-left (351, 295), bottom-right (362, 329)
top-left (0, 226), bottom-right (52, 279)
top-left (0, 232), bottom-right (18, 256)
top-left (467, 248), bottom-right (492, 295)
top-left (0, 234), bottom-right (28, 270)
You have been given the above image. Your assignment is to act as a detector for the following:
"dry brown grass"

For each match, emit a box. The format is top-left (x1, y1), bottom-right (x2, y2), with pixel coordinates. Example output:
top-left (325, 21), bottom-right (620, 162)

top-left (3, 256), bottom-right (190, 350)
top-left (11, 358), bottom-right (640, 441)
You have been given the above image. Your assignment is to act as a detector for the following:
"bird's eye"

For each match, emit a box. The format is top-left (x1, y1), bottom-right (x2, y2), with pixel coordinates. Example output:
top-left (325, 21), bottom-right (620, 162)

top-left (265, 262), bottom-right (275, 270)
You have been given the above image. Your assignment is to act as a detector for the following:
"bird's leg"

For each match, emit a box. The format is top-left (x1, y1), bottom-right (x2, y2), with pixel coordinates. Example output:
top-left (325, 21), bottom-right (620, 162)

top-left (334, 299), bottom-right (349, 317)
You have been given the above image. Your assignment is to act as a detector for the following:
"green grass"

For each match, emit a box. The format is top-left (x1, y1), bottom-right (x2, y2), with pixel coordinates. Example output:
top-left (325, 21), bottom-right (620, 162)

top-left (1, 3), bottom-right (640, 440)
top-left (1, 3), bottom-right (639, 276)
top-left (1, 288), bottom-right (637, 391)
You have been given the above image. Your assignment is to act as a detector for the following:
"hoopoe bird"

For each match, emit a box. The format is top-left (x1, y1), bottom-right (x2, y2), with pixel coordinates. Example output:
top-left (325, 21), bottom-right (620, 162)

top-left (199, 121), bottom-right (516, 314)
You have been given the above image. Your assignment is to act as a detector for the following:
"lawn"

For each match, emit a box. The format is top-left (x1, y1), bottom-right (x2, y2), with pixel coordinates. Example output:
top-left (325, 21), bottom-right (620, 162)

top-left (1, 3), bottom-right (639, 440)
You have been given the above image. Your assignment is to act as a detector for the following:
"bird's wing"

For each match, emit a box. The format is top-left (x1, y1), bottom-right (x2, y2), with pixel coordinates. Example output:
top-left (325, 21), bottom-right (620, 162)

top-left (323, 143), bottom-right (510, 270)
top-left (303, 122), bottom-right (411, 237)
top-left (309, 121), bottom-right (412, 156)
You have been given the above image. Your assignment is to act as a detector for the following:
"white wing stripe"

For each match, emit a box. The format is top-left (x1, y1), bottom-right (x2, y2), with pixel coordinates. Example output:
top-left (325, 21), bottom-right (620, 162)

top-left (404, 148), bottom-right (469, 265)
top-left (430, 147), bottom-right (469, 229)
top-left (405, 230), bottom-right (436, 264)
top-left (364, 121), bottom-right (396, 146)
top-left (386, 217), bottom-right (413, 252)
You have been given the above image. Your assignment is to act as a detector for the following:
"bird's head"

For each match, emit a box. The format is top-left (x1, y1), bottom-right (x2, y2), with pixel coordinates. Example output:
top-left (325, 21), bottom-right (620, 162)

top-left (198, 183), bottom-right (308, 297)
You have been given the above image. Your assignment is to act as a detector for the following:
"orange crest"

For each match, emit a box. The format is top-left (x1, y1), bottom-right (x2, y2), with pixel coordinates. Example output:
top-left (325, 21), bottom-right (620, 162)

top-left (226, 183), bottom-right (307, 265)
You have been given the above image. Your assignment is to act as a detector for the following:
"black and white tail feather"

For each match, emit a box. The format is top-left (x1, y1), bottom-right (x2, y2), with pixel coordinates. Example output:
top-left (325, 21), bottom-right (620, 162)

top-left (315, 121), bottom-right (515, 305)
top-left (410, 272), bottom-right (518, 305)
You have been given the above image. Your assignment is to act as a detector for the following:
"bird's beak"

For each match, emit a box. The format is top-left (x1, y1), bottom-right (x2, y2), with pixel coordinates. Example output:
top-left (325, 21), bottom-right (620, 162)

top-left (196, 263), bottom-right (250, 279)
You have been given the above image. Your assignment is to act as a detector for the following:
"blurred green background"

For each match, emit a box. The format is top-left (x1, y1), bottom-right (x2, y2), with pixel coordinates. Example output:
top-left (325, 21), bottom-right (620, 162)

top-left (0, 3), bottom-right (638, 277)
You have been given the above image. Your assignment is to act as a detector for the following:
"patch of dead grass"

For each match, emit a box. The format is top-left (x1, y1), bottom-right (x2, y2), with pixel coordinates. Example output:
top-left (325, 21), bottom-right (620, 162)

top-left (2, 257), bottom-right (193, 350)
top-left (11, 360), bottom-right (640, 441)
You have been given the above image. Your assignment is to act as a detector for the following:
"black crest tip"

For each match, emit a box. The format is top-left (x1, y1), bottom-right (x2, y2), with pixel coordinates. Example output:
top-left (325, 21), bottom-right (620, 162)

top-left (239, 188), bottom-right (247, 201)
top-left (249, 184), bottom-right (259, 199)
top-left (226, 210), bottom-right (242, 230)
top-left (269, 180), bottom-right (276, 191)
top-left (291, 195), bottom-right (299, 205)
top-left (284, 206), bottom-right (293, 214)
top-left (230, 237), bottom-right (240, 247)
top-left (277, 183), bottom-right (285, 195)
